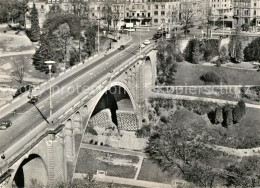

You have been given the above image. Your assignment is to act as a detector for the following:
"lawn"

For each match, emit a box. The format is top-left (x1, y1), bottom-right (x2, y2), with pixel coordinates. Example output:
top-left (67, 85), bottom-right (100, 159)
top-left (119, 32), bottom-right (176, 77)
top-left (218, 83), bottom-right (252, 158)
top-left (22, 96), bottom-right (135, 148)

top-left (0, 54), bottom-right (47, 87)
top-left (75, 148), bottom-right (139, 179)
top-left (174, 62), bottom-right (260, 86)
top-left (137, 158), bottom-right (179, 184)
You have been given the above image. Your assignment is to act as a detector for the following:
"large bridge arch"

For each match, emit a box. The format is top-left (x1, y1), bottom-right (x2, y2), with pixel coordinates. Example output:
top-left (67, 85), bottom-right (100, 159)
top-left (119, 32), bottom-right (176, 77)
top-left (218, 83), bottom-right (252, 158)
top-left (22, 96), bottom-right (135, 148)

top-left (83, 81), bottom-right (139, 132)
top-left (12, 154), bottom-right (48, 187)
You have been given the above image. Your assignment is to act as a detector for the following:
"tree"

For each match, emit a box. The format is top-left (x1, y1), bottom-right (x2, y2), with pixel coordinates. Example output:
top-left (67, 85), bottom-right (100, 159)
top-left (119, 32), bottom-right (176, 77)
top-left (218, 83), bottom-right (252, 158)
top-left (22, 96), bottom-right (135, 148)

top-left (225, 156), bottom-right (260, 187)
top-left (145, 110), bottom-right (228, 187)
top-left (244, 37), bottom-right (260, 62)
top-left (214, 106), bottom-right (223, 124)
top-left (102, 0), bottom-right (114, 32)
top-left (30, 3), bottom-right (40, 42)
top-left (180, 2), bottom-right (194, 39)
top-left (222, 105), bottom-right (233, 128)
top-left (233, 100), bottom-right (246, 124)
top-left (33, 32), bottom-right (62, 73)
top-left (11, 59), bottom-right (27, 84)
top-left (83, 26), bottom-right (96, 57)
top-left (235, 40), bottom-right (244, 63)
top-left (202, 5), bottom-right (213, 38)
top-left (156, 41), bottom-right (178, 85)
top-left (192, 41), bottom-right (201, 64)
top-left (229, 27), bottom-right (243, 63)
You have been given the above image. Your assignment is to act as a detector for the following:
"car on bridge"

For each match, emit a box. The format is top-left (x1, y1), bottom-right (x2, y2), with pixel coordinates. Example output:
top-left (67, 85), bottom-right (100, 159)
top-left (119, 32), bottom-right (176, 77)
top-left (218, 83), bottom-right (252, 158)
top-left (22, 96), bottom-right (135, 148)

top-left (0, 120), bottom-right (12, 130)
top-left (30, 96), bottom-right (39, 104)
top-left (118, 45), bottom-right (125, 50)
top-left (143, 40), bottom-right (151, 45)
top-left (140, 43), bottom-right (145, 48)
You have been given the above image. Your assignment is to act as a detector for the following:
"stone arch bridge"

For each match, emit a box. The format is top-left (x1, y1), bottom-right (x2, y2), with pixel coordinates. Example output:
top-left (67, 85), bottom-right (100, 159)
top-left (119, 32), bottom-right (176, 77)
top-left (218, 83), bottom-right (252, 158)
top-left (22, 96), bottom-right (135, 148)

top-left (0, 50), bottom-right (157, 187)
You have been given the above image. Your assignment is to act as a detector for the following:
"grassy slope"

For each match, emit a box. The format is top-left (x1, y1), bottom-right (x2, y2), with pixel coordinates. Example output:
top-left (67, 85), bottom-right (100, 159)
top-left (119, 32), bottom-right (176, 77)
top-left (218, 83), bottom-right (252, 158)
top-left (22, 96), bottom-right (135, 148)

top-left (174, 62), bottom-right (260, 86)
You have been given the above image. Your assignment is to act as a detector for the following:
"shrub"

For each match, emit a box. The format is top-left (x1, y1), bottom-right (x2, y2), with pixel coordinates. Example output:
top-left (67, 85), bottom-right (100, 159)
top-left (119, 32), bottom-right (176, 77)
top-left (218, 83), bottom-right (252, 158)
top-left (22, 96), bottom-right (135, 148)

top-left (184, 39), bottom-right (200, 63)
top-left (244, 37), bottom-right (260, 62)
top-left (192, 41), bottom-right (201, 64)
top-left (176, 52), bottom-right (184, 62)
top-left (200, 71), bottom-right (224, 85)
top-left (136, 124), bottom-right (151, 138)
top-left (241, 86), bottom-right (260, 102)
top-left (222, 105), bottom-right (233, 128)
top-left (202, 39), bottom-right (220, 61)
top-left (85, 127), bottom-right (98, 135)
top-left (215, 106), bottom-right (223, 124)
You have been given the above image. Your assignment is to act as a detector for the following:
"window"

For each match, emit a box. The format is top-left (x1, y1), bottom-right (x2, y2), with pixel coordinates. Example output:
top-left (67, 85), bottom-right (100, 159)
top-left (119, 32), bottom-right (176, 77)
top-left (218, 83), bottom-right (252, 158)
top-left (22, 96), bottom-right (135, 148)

top-left (161, 11), bottom-right (165, 16)
top-left (154, 19), bottom-right (158, 23)
top-left (154, 11), bottom-right (158, 16)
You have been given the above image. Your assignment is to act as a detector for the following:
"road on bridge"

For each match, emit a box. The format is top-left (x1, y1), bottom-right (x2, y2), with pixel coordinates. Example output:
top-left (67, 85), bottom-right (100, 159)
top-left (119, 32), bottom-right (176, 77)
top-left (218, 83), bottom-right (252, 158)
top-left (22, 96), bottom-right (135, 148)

top-left (0, 30), bottom-right (155, 154)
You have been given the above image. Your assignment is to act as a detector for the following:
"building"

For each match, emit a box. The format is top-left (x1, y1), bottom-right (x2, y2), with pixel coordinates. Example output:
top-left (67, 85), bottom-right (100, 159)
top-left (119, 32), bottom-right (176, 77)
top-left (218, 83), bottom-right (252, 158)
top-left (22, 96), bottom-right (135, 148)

top-left (210, 0), bottom-right (233, 19)
top-left (233, 0), bottom-right (260, 28)
top-left (148, 0), bottom-right (180, 26)
top-left (26, 0), bottom-right (74, 27)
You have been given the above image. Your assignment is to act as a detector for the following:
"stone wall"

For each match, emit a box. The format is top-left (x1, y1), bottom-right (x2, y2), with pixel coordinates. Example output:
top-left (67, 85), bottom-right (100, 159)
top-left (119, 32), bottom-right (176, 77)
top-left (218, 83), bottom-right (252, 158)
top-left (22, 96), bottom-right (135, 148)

top-left (89, 109), bottom-right (112, 129)
top-left (116, 110), bottom-right (138, 131)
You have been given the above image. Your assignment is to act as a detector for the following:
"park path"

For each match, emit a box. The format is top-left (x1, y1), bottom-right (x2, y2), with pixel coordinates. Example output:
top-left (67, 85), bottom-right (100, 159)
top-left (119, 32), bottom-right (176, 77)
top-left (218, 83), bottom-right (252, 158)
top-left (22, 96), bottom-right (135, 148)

top-left (0, 49), bottom-right (35, 57)
top-left (146, 90), bottom-right (260, 109)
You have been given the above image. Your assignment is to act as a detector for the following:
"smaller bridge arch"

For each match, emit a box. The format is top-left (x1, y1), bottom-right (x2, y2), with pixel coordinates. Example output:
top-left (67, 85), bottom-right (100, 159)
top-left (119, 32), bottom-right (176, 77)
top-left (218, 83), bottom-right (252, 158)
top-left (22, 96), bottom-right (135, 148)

top-left (64, 119), bottom-right (74, 160)
top-left (12, 154), bottom-right (48, 187)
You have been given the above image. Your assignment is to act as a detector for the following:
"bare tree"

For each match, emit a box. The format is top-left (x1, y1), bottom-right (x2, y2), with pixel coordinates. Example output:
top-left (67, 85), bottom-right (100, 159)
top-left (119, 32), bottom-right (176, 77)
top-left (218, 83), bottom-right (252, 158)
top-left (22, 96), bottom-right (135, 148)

top-left (180, 2), bottom-right (194, 39)
top-left (11, 59), bottom-right (27, 84)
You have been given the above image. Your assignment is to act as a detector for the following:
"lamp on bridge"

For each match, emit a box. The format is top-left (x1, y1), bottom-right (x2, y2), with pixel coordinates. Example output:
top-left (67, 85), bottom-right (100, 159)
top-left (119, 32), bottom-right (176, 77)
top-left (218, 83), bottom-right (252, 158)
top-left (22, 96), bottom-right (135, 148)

top-left (45, 61), bottom-right (56, 118)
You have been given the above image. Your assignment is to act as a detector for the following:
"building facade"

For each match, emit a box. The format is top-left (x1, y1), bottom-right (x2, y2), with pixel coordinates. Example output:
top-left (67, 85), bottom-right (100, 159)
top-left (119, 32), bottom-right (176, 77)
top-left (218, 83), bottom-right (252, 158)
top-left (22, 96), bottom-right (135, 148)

top-left (233, 0), bottom-right (260, 28)
top-left (210, 0), bottom-right (233, 19)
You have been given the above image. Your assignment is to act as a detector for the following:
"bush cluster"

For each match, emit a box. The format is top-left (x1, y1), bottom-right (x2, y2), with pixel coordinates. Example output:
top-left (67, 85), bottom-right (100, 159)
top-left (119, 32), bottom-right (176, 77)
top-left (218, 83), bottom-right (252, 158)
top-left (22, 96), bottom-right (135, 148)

top-left (208, 100), bottom-right (246, 128)
top-left (184, 39), bottom-right (220, 63)
top-left (200, 71), bottom-right (225, 85)
top-left (244, 37), bottom-right (260, 62)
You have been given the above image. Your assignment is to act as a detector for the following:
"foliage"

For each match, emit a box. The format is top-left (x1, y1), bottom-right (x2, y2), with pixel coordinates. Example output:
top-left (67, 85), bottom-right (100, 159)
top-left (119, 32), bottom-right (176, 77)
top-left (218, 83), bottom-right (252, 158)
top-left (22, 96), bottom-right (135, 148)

top-left (232, 100), bottom-right (246, 124)
top-left (228, 28), bottom-right (244, 63)
top-left (136, 124), bottom-right (151, 138)
top-left (225, 156), bottom-right (260, 187)
top-left (30, 3), bottom-right (40, 42)
top-left (222, 105), bottom-right (233, 128)
top-left (69, 48), bottom-right (80, 67)
top-left (33, 32), bottom-right (62, 73)
top-left (177, 100), bottom-right (219, 115)
top-left (43, 13), bottom-right (80, 39)
top-left (83, 26), bottom-right (96, 57)
top-left (218, 46), bottom-right (229, 64)
top-left (0, 0), bottom-right (28, 25)
top-left (244, 37), bottom-right (260, 62)
top-left (145, 110), bottom-right (229, 187)
top-left (200, 71), bottom-right (224, 85)
top-left (156, 40), bottom-right (181, 85)
top-left (202, 39), bottom-right (220, 61)
top-left (192, 41), bottom-right (201, 64)
top-left (85, 127), bottom-right (98, 136)
top-left (184, 39), bottom-right (200, 63)
top-left (214, 106), bottom-right (223, 124)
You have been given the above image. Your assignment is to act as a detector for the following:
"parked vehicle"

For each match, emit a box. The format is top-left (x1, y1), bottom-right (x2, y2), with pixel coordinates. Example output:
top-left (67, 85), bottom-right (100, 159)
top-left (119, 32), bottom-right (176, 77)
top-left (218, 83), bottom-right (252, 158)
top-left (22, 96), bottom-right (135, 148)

top-left (118, 45), bottom-right (125, 50)
top-left (143, 40), bottom-right (151, 45)
top-left (0, 120), bottom-right (12, 130)
top-left (140, 43), bottom-right (145, 48)
top-left (30, 96), bottom-right (39, 103)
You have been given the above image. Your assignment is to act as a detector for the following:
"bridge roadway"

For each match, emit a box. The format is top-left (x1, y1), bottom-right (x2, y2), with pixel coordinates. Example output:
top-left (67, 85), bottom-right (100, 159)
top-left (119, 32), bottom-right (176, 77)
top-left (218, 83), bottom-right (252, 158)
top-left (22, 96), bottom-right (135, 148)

top-left (0, 32), bottom-right (153, 155)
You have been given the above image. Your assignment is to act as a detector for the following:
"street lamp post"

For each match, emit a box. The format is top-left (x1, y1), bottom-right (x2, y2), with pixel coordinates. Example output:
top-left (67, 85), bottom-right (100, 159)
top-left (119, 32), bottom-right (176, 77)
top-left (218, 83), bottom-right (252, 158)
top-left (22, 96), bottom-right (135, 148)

top-left (45, 61), bottom-right (55, 118)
